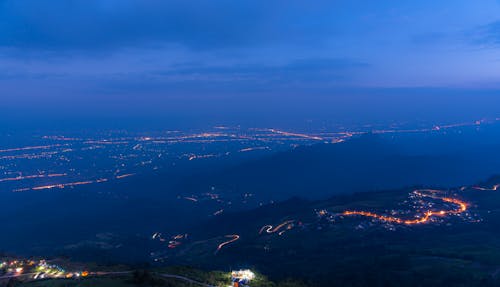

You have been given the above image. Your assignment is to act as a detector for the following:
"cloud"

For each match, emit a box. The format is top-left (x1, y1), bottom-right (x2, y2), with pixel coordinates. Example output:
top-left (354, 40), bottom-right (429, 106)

top-left (2, 0), bottom-right (499, 93)
top-left (124, 57), bottom-right (370, 93)
top-left (0, 53), bottom-right (369, 107)
top-left (159, 58), bottom-right (366, 77)
top-left (0, 0), bottom-right (339, 52)
top-left (467, 20), bottom-right (500, 47)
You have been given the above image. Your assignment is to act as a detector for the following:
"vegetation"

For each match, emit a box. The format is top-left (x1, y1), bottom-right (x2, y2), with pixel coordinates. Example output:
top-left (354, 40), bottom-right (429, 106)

top-left (11, 267), bottom-right (307, 287)
top-left (160, 176), bottom-right (500, 287)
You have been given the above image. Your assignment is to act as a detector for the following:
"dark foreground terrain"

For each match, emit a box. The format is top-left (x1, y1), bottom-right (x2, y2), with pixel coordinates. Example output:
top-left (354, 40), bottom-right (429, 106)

top-left (4, 176), bottom-right (500, 286)
top-left (159, 176), bottom-right (500, 287)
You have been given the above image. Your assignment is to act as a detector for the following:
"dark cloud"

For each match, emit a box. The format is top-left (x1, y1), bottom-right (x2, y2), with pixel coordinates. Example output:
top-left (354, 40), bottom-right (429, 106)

top-left (113, 57), bottom-right (370, 94)
top-left (1, 0), bottom-right (500, 116)
top-left (0, 0), bottom-right (340, 51)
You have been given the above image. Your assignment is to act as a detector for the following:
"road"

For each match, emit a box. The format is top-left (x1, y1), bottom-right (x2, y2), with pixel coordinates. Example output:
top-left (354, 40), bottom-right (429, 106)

top-left (473, 184), bottom-right (500, 191)
top-left (259, 220), bottom-right (294, 234)
top-left (343, 188), bottom-right (469, 225)
top-left (95, 271), bottom-right (216, 286)
top-left (0, 273), bottom-right (36, 280)
top-left (1, 270), bottom-right (219, 287)
top-left (215, 234), bottom-right (240, 254)
top-left (159, 274), bottom-right (216, 287)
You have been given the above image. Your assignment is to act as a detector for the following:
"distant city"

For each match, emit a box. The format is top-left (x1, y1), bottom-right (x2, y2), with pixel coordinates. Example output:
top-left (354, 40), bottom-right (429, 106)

top-left (1, 119), bottom-right (496, 194)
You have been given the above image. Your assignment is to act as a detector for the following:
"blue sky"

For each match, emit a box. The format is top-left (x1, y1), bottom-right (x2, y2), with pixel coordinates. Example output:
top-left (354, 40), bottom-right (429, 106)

top-left (1, 0), bottom-right (500, 127)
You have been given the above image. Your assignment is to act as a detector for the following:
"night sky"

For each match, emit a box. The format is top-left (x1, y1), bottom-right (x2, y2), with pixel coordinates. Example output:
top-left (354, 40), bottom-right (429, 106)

top-left (1, 0), bottom-right (500, 128)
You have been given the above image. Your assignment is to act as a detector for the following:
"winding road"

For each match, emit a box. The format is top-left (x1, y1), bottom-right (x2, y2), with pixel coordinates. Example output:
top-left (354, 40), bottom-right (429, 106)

top-left (259, 220), bottom-right (294, 234)
top-left (343, 188), bottom-right (468, 225)
top-left (473, 184), bottom-right (500, 191)
top-left (214, 234), bottom-right (240, 254)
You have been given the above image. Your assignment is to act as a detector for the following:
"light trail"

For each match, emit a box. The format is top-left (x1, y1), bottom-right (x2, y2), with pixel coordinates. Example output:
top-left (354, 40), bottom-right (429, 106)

top-left (42, 136), bottom-right (82, 141)
top-left (83, 141), bottom-right (130, 145)
top-left (214, 234), bottom-right (240, 254)
top-left (259, 220), bottom-right (294, 234)
top-left (472, 184), bottom-right (500, 191)
top-left (188, 154), bottom-right (216, 161)
top-left (0, 151), bottom-right (60, 160)
top-left (239, 146), bottom-right (270, 152)
top-left (268, 129), bottom-right (324, 141)
top-left (0, 173), bottom-right (66, 183)
top-left (30, 180), bottom-right (95, 191)
top-left (371, 120), bottom-right (482, 135)
top-left (13, 176), bottom-right (128, 192)
top-left (342, 189), bottom-right (468, 225)
top-left (0, 144), bottom-right (65, 153)
top-left (213, 209), bottom-right (224, 216)
top-left (115, 173), bottom-right (135, 179)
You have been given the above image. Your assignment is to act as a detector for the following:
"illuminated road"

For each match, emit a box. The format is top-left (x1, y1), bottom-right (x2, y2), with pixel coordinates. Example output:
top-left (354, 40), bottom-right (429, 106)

top-left (342, 189), bottom-right (468, 225)
top-left (214, 234), bottom-right (240, 254)
top-left (13, 177), bottom-right (123, 192)
top-left (473, 184), bottom-right (500, 191)
top-left (115, 173), bottom-right (135, 179)
top-left (0, 144), bottom-right (65, 153)
top-left (0, 173), bottom-right (66, 183)
top-left (259, 220), bottom-right (295, 235)
top-left (268, 129), bottom-right (324, 141)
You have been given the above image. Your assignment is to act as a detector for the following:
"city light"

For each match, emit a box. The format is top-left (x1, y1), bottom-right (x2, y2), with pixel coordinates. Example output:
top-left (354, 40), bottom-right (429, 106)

top-left (342, 188), bottom-right (469, 226)
top-left (231, 269), bottom-right (255, 287)
top-left (232, 269), bottom-right (255, 280)
top-left (0, 258), bottom-right (89, 282)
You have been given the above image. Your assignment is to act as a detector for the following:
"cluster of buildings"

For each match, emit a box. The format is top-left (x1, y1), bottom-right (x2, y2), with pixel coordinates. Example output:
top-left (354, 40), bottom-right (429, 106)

top-left (0, 258), bottom-right (88, 282)
top-left (231, 269), bottom-right (255, 287)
